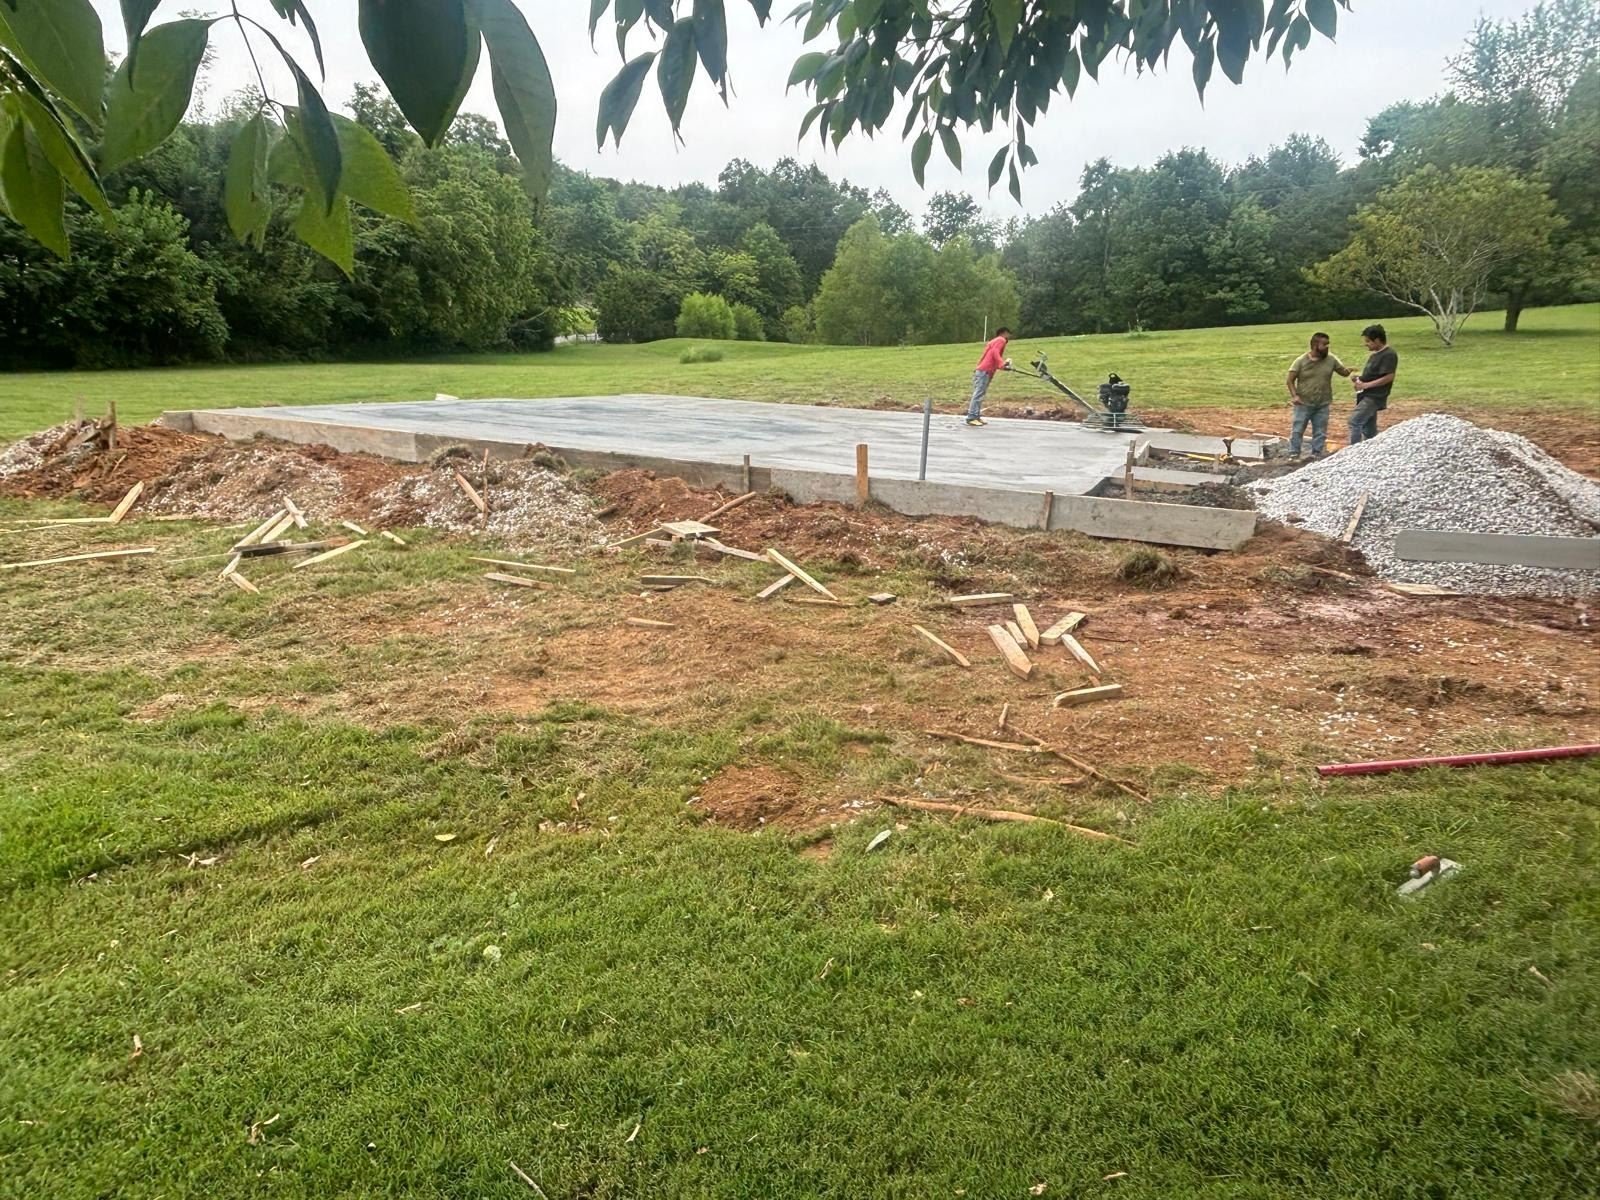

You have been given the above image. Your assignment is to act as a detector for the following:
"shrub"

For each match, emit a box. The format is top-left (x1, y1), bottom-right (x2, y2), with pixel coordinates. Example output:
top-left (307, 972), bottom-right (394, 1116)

top-left (731, 302), bottom-right (766, 341)
top-left (675, 292), bottom-right (736, 339)
top-left (781, 303), bottom-right (814, 344)
top-left (679, 344), bottom-right (725, 364)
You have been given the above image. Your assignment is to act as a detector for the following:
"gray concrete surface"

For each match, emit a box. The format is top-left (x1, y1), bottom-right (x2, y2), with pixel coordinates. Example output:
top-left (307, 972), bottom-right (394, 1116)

top-left (187, 393), bottom-right (1145, 496)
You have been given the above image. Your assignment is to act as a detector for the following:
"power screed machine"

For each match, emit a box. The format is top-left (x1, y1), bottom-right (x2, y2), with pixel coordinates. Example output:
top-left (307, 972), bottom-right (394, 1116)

top-left (1005, 353), bottom-right (1146, 433)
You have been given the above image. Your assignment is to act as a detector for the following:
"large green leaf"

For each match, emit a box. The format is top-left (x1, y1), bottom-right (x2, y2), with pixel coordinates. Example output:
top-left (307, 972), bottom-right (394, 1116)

top-left (0, 117), bottom-right (68, 258)
top-left (357, 0), bottom-right (481, 147)
top-left (938, 124), bottom-right (961, 170)
top-left (101, 18), bottom-right (213, 173)
top-left (224, 113), bottom-right (271, 247)
top-left (1306, 0), bottom-right (1339, 39)
top-left (692, 0), bottom-right (728, 85)
top-left (472, 0), bottom-right (557, 211)
top-left (267, 0), bottom-right (325, 78)
top-left (596, 52), bottom-right (656, 148)
top-left (293, 189), bottom-right (354, 276)
top-left (290, 60), bottom-right (342, 214)
top-left (119, 0), bottom-right (162, 66)
top-left (910, 127), bottom-right (932, 186)
top-left (331, 113), bottom-right (417, 224)
top-left (0, 0), bottom-right (105, 127)
top-left (657, 18), bottom-right (697, 134)
top-left (4, 90), bottom-right (109, 217)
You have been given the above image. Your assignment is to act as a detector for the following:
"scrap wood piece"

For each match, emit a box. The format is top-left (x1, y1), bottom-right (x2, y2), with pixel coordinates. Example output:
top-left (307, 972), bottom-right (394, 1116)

top-left (484, 571), bottom-right (551, 589)
top-left (260, 512), bottom-right (297, 545)
top-left (765, 548), bottom-right (838, 601)
top-left (107, 481), bottom-right (144, 524)
top-left (219, 553), bottom-right (242, 580)
top-left (227, 571), bottom-right (260, 594)
top-left (1039, 612), bottom-right (1086, 645)
top-left (236, 508), bottom-right (288, 549)
top-left (610, 528), bottom-right (666, 549)
top-left (469, 557), bottom-right (576, 575)
top-left (987, 624), bottom-right (1035, 679)
top-left (700, 538), bottom-right (766, 562)
top-left (292, 540), bottom-right (367, 570)
top-left (1384, 581), bottom-right (1462, 597)
top-left (787, 595), bottom-right (844, 607)
top-left (625, 617), bottom-right (677, 629)
top-left (341, 520), bottom-right (370, 536)
top-left (924, 729), bottom-right (1041, 754)
top-left (281, 495), bottom-right (307, 529)
top-left (452, 470), bottom-right (487, 514)
top-left (912, 625), bottom-right (972, 668)
top-left (867, 593), bottom-right (897, 605)
top-left (879, 796), bottom-right (1129, 844)
top-left (1053, 683), bottom-right (1125, 708)
top-left (700, 491), bottom-right (757, 522)
top-left (996, 702), bottom-right (1010, 733)
top-left (379, 530), bottom-right (408, 546)
top-left (1060, 634), bottom-right (1102, 675)
top-left (660, 519), bottom-right (719, 539)
top-left (641, 574), bottom-right (714, 587)
top-left (1340, 490), bottom-right (1371, 544)
top-left (0, 547), bottom-right (156, 571)
top-left (1013, 604), bottom-right (1041, 649)
top-left (948, 592), bottom-right (1013, 608)
top-left (2, 516), bottom-right (112, 526)
top-left (1005, 619), bottom-right (1028, 646)
top-left (238, 538), bottom-right (347, 558)
top-left (755, 574), bottom-right (796, 600)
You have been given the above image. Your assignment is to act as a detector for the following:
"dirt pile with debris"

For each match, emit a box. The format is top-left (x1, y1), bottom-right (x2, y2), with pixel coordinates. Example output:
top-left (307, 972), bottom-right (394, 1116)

top-left (1249, 414), bottom-right (1600, 597)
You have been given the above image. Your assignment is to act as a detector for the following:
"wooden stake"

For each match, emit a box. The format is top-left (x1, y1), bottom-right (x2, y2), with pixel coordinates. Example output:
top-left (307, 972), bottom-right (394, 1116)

top-left (259, 512), bottom-right (297, 545)
top-left (292, 540), bottom-right (367, 570)
top-left (484, 571), bottom-right (551, 589)
top-left (610, 528), bottom-right (665, 549)
top-left (699, 539), bottom-right (766, 562)
top-left (1005, 619), bottom-right (1028, 646)
top-left (625, 617), bottom-right (677, 629)
top-left (996, 702), bottom-right (1010, 733)
top-left (227, 571), bottom-right (260, 594)
top-left (219, 553), bottom-right (242, 579)
top-left (236, 508), bottom-right (288, 548)
top-left (1061, 634), bottom-right (1102, 675)
top-left (912, 624), bottom-right (972, 668)
top-left (1124, 443), bottom-right (1135, 499)
top-left (379, 530), bottom-right (408, 547)
top-left (1013, 604), bottom-right (1041, 649)
top-left (1053, 683), bottom-right (1124, 708)
top-left (756, 574), bottom-right (796, 600)
top-left (641, 574), bottom-right (714, 587)
top-left (107, 481), bottom-right (144, 524)
top-left (282, 495), bottom-right (307, 529)
top-left (948, 592), bottom-right (1013, 607)
top-left (452, 470), bottom-right (487, 514)
top-left (1014, 730), bottom-right (1149, 804)
top-left (765, 549), bottom-right (838, 601)
top-left (1039, 490), bottom-right (1054, 530)
top-left (469, 557), bottom-right (575, 575)
top-left (741, 453), bottom-right (751, 492)
top-left (855, 443), bottom-right (869, 506)
top-left (1, 547), bottom-right (155, 570)
top-left (700, 491), bottom-right (757, 522)
top-left (987, 624), bottom-right (1035, 679)
top-left (1340, 490), bottom-right (1371, 544)
top-left (879, 796), bottom-right (1129, 844)
top-left (341, 520), bottom-right (370, 536)
top-left (1039, 612), bottom-right (1086, 645)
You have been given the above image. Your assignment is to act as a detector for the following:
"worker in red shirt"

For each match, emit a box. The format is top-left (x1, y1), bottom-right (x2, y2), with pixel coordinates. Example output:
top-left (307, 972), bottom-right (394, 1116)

top-left (966, 327), bottom-right (1012, 426)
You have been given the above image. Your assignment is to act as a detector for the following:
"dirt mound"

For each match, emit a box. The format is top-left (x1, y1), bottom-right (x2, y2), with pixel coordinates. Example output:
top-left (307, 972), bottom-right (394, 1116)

top-left (366, 461), bottom-right (607, 552)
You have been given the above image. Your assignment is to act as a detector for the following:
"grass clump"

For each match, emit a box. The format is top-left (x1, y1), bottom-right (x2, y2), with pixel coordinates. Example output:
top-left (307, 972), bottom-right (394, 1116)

top-left (679, 344), bottom-right (725, 364)
top-left (1115, 546), bottom-right (1184, 586)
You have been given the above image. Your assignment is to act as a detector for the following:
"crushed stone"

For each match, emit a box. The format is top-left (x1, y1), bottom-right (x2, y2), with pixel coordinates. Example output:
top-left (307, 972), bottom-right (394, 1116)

top-left (1249, 414), bottom-right (1600, 597)
top-left (365, 462), bottom-right (608, 553)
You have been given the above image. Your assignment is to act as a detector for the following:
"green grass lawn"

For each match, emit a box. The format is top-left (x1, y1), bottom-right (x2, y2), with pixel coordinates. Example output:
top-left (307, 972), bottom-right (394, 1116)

top-left (3, 304), bottom-right (1596, 440)
top-left (2, 519), bottom-right (1598, 1198)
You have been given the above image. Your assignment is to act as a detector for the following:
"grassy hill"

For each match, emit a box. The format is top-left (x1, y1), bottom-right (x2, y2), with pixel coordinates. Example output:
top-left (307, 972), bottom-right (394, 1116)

top-left (3, 303), bottom-right (1596, 440)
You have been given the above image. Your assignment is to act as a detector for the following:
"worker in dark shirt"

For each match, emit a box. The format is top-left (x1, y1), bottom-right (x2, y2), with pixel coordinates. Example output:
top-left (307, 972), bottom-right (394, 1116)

top-left (1348, 323), bottom-right (1399, 445)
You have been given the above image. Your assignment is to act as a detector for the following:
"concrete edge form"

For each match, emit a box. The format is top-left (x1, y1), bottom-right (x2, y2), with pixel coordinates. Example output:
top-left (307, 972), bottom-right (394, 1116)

top-left (160, 407), bottom-right (1258, 550)
top-left (1394, 530), bottom-right (1600, 570)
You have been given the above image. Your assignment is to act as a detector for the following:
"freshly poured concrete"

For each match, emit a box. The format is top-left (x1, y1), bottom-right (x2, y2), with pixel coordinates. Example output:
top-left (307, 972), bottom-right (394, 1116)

top-left (184, 393), bottom-right (1138, 496)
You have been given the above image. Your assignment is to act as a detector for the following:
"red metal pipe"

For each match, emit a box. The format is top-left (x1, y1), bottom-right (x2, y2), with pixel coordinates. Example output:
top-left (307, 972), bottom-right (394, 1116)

top-left (1316, 744), bottom-right (1600, 778)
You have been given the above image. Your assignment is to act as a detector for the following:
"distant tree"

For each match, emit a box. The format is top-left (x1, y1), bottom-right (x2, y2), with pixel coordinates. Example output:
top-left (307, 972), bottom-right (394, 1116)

top-left (917, 238), bottom-right (1019, 345)
top-left (596, 265), bottom-right (681, 343)
top-left (1203, 198), bottom-right (1276, 320)
top-left (1447, 0), bottom-right (1600, 119)
top-left (781, 304), bottom-right (815, 345)
top-left (545, 168), bottom-right (635, 297)
top-left (870, 188), bottom-right (914, 237)
top-left (730, 303), bottom-right (765, 342)
top-left (814, 215), bottom-right (933, 346)
top-left (736, 222), bottom-right (804, 339)
top-left (675, 292), bottom-right (736, 340)
top-left (1313, 166), bottom-right (1562, 345)
top-left (922, 191), bottom-right (997, 251)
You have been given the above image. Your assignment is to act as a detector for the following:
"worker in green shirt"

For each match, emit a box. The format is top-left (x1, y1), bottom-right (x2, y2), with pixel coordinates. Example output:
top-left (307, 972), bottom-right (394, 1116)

top-left (1284, 331), bottom-right (1355, 457)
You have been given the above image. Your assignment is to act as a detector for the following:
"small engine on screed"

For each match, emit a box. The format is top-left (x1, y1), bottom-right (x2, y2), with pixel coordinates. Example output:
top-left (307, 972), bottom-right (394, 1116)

top-left (1005, 353), bottom-right (1146, 433)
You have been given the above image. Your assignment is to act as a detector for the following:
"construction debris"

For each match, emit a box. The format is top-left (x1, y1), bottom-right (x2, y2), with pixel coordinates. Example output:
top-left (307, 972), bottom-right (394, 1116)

top-left (878, 796), bottom-right (1127, 844)
top-left (948, 592), bottom-right (1013, 608)
top-left (987, 625), bottom-right (1035, 679)
top-left (469, 557), bottom-right (576, 575)
top-left (755, 574), bottom-right (796, 600)
top-left (227, 571), bottom-right (260, 594)
top-left (452, 470), bottom-right (487, 514)
top-left (625, 617), bottom-right (677, 629)
top-left (292, 540), bottom-right (367, 570)
top-left (913, 625), bottom-right (971, 668)
top-left (1060, 634), bottom-right (1102, 675)
top-left (700, 491), bottom-right (757, 521)
top-left (485, 572), bottom-right (551, 589)
top-left (1039, 613), bottom-right (1086, 645)
top-left (282, 495), bottom-right (307, 528)
top-left (1013, 604), bottom-right (1041, 649)
top-left (700, 539), bottom-right (766, 562)
top-left (765, 549), bottom-right (839, 602)
top-left (640, 574), bottom-right (714, 588)
top-left (0, 547), bottom-right (156, 571)
top-left (867, 593), bottom-right (898, 605)
top-left (660, 519), bottom-right (719, 539)
top-left (1053, 683), bottom-right (1124, 708)
top-left (108, 481), bottom-right (144, 524)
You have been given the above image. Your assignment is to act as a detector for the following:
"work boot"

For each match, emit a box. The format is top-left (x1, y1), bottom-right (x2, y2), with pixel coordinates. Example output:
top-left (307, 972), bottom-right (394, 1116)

top-left (965, 417), bottom-right (987, 427)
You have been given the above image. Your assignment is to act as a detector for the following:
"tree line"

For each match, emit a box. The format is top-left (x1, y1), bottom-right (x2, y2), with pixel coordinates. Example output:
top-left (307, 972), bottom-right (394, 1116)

top-left (1, 2), bottom-right (1593, 369)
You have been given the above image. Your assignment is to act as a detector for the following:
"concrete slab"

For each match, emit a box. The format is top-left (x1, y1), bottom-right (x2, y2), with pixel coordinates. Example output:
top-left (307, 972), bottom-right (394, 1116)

top-left (180, 394), bottom-right (1140, 497)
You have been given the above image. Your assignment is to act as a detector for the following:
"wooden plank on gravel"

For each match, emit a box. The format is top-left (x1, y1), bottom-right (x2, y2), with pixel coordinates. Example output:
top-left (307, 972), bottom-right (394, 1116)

top-left (452, 470), bottom-right (487, 514)
top-left (484, 571), bottom-right (551, 589)
top-left (1061, 634), bottom-right (1102, 675)
top-left (292, 540), bottom-right (367, 570)
top-left (765, 549), bottom-right (838, 602)
top-left (756, 574), bottom-right (796, 600)
top-left (1013, 604), bottom-right (1041, 649)
top-left (1053, 683), bottom-right (1124, 708)
top-left (108, 481), bottom-right (144, 524)
top-left (987, 625), bottom-right (1035, 679)
top-left (948, 592), bottom-right (1013, 607)
top-left (1039, 612), bottom-right (1086, 645)
top-left (0, 547), bottom-right (156, 570)
top-left (1393, 530), bottom-right (1600, 571)
top-left (1340, 491), bottom-right (1371, 544)
top-left (470, 557), bottom-right (576, 575)
top-left (912, 625), bottom-right (971, 668)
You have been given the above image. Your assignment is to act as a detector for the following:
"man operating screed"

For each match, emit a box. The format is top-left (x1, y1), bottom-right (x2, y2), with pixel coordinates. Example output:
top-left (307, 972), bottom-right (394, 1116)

top-left (964, 327), bottom-right (1011, 427)
top-left (1285, 331), bottom-right (1355, 458)
top-left (1348, 324), bottom-right (1399, 445)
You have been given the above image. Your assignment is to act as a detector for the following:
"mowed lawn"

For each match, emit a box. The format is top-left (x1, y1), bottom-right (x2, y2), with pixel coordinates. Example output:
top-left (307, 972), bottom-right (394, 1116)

top-left (3, 304), bottom-right (1597, 439)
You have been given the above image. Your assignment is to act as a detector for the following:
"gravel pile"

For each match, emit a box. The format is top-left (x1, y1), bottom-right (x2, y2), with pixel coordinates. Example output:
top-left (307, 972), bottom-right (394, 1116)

top-left (365, 461), bottom-right (608, 554)
top-left (0, 422), bottom-right (80, 477)
top-left (1250, 414), bottom-right (1600, 597)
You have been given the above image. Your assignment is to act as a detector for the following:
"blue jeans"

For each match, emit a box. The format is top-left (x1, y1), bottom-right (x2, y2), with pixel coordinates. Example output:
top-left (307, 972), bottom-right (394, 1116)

top-left (1348, 395), bottom-right (1381, 445)
top-left (966, 370), bottom-right (992, 419)
top-left (1288, 403), bottom-right (1329, 455)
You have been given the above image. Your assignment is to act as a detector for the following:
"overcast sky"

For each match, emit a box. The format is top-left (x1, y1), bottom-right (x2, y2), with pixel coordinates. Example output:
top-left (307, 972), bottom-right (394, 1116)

top-left (91, 1), bottom-right (1537, 217)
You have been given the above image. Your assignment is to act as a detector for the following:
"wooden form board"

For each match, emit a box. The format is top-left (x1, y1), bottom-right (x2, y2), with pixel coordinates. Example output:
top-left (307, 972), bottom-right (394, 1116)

top-left (1393, 530), bottom-right (1600, 571)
